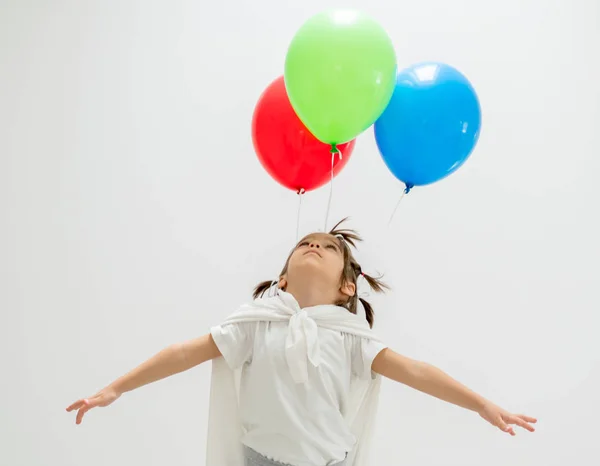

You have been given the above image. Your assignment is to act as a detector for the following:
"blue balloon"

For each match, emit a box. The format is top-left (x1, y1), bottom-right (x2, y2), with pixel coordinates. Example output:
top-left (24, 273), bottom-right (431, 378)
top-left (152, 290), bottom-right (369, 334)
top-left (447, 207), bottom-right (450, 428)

top-left (374, 62), bottom-right (481, 190)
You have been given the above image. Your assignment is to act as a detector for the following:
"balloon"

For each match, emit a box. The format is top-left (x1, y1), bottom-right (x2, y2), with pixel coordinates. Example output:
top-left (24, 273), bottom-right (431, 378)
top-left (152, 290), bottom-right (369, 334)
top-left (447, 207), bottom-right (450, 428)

top-left (252, 76), bottom-right (355, 193)
top-left (284, 9), bottom-right (396, 146)
top-left (374, 62), bottom-right (481, 189)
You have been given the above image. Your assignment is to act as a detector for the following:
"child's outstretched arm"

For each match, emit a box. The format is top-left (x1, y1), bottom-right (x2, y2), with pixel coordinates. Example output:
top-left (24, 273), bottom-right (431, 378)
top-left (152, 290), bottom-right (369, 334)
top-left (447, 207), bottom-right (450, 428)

top-left (66, 334), bottom-right (221, 425)
top-left (372, 349), bottom-right (537, 436)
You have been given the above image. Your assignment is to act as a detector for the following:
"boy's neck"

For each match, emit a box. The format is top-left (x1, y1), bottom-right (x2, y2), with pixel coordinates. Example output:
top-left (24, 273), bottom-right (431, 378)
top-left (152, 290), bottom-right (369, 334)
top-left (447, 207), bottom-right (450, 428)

top-left (285, 282), bottom-right (338, 309)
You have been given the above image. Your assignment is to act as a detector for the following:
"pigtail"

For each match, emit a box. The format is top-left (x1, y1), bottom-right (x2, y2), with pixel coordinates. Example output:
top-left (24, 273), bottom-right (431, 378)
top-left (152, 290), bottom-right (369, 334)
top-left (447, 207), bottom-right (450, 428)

top-left (361, 272), bottom-right (390, 294)
top-left (355, 272), bottom-right (389, 328)
top-left (253, 280), bottom-right (274, 299)
top-left (359, 297), bottom-right (375, 328)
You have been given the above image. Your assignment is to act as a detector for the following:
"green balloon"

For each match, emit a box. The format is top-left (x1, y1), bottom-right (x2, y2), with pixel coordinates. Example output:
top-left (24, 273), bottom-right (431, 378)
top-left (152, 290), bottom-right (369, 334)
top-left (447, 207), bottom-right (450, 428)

top-left (284, 10), bottom-right (397, 146)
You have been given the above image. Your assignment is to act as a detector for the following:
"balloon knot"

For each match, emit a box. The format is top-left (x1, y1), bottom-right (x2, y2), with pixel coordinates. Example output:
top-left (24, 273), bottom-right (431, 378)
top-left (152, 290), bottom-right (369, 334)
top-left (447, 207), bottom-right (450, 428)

top-left (404, 183), bottom-right (414, 194)
top-left (330, 144), bottom-right (343, 160)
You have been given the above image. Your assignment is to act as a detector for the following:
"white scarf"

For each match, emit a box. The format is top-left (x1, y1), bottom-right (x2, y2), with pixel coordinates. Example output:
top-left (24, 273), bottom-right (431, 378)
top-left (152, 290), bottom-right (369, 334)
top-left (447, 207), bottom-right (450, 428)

top-left (206, 290), bottom-right (382, 466)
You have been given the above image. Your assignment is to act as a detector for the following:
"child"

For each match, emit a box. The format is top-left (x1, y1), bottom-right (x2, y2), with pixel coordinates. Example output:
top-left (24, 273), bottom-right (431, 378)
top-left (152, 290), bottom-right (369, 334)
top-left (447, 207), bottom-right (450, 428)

top-left (66, 219), bottom-right (536, 466)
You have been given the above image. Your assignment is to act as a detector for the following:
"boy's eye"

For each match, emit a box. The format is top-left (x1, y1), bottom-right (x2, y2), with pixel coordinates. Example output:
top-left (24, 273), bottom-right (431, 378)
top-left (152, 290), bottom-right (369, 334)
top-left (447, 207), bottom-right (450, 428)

top-left (325, 244), bottom-right (337, 250)
top-left (298, 241), bottom-right (309, 247)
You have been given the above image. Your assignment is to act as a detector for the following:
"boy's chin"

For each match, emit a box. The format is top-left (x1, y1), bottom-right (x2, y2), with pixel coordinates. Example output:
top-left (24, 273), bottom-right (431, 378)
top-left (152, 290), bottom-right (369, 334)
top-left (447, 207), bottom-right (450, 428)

top-left (290, 263), bottom-right (335, 282)
top-left (293, 258), bottom-right (324, 271)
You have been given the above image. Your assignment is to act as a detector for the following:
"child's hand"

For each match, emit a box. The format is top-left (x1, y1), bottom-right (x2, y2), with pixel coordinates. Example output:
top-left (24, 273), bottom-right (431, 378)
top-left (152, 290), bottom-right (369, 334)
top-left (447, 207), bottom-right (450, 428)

top-left (478, 402), bottom-right (537, 435)
top-left (66, 386), bottom-right (121, 425)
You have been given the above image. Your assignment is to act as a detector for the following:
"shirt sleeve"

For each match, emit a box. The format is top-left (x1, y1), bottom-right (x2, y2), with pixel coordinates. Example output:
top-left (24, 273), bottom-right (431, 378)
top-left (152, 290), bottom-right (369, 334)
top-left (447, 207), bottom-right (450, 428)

top-left (210, 322), bottom-right (256, 370)
top-left (351, 336), bottom-right (388, 380)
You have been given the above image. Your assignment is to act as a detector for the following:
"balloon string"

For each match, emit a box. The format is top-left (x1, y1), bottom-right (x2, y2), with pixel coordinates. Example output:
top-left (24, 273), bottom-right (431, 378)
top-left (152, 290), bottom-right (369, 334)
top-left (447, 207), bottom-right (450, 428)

top-left (296, 188), bottom-right (305, 242)
top-left (324, 148), bottom-right (342, 232)
top-left (387, 184), bottom-right (411, 226)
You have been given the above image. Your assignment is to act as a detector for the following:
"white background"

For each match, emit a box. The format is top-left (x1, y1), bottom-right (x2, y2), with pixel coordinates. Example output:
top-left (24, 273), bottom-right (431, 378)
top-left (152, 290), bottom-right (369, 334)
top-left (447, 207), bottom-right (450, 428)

top-left (1, 1), bottom-right (599, 465)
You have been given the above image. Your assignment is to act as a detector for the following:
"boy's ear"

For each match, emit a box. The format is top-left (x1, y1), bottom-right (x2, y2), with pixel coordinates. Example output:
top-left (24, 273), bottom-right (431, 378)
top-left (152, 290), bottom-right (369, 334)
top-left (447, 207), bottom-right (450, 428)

top-left (340, 281), bottom-right (356, 299)
top-left (278, 277), bottom-right (288, 290)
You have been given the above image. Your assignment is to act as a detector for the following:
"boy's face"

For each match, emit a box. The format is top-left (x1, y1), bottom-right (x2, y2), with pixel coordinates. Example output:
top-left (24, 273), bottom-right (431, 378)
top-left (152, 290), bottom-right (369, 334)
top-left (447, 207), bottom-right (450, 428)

top-left (284, 233), bottom-right (355, 299)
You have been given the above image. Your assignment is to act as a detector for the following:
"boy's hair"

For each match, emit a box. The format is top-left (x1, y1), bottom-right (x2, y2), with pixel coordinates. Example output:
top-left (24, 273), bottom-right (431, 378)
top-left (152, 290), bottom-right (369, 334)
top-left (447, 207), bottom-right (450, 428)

top-left (253, 218), bottom-right (389, 328)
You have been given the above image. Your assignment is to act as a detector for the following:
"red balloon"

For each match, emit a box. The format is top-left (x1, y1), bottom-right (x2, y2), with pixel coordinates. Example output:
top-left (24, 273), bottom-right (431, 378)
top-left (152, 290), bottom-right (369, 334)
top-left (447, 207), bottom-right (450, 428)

top-left (252, 76), bottom-right (355, 192)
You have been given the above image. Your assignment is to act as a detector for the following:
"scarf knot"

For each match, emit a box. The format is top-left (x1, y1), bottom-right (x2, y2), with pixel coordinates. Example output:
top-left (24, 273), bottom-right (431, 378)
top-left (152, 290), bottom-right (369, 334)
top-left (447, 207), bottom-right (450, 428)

top-left (285, 309), bottom-right (321, 383)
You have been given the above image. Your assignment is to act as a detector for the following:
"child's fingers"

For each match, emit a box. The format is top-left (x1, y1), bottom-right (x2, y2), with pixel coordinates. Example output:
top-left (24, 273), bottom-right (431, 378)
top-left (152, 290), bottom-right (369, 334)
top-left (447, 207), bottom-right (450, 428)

top-left (509, 415), bottom-right (535, 432)
top-left (67, 393), bottom-right (100, 412)
top-left (66, 399), bottom-right (85, 412)
top-left (497, 418), bottom-right (515, 436)
top-left (76, 407), bottom-right (88, 424)
top-left (518, 414), bottom-right (537, 424)
top-left (75, 400), bottom-right (91, 424)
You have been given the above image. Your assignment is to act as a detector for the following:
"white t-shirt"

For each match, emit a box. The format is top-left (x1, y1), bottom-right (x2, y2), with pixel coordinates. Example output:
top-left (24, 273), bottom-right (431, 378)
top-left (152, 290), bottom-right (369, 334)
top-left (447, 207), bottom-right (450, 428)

top-left (211, 318), bottom-right (387, 466)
